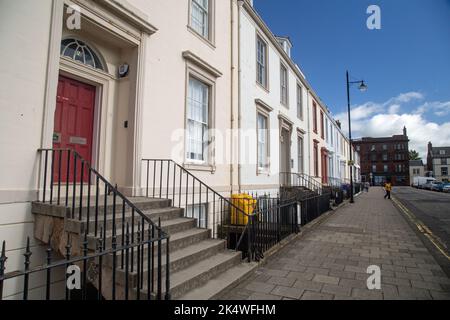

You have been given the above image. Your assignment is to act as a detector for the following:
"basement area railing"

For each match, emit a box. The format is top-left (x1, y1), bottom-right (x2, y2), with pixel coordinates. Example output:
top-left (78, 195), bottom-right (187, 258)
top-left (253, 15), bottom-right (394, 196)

top-left (0, 149), bottom-right (170, 300)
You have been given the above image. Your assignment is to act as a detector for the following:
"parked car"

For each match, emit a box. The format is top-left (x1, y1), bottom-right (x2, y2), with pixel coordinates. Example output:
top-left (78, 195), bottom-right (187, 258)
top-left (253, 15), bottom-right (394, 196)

top-left (430, 181), bottom-right (444, 192)
top-left (423, 181), bottom-right (434, 190)
top-left (414, 177), bottom-right (436, 189)
top-left (443, 184), bottom-right (450, 193)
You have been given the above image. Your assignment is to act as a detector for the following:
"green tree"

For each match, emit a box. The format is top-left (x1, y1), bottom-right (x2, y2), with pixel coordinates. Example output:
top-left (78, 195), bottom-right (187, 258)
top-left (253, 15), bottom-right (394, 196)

top-left (409, 150), bottom-right (421, 160)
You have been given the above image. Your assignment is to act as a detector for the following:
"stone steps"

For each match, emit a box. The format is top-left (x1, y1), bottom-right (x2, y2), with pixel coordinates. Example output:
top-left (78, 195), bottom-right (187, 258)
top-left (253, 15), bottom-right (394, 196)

top-left (88, 225), bottom-right (211, 252)
top-left (33, 194), bottom-right (247, 301)
top-left (65, 207), bottom-right (185, 234)
top-left (137, 250), bottom-right (242, 300)
top-left (113, 239), bottom-right (227, 287)
top-left (178, 261), bottom-right (259, 300)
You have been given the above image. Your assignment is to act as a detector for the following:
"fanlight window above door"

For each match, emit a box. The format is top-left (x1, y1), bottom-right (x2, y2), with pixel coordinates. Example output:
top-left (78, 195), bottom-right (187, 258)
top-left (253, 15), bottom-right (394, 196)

top-left (60, 38), bottom-right (105, 71)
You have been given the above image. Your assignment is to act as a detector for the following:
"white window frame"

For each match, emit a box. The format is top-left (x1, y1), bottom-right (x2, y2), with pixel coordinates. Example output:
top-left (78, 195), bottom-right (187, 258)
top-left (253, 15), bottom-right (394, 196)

top-left (186, 203), bottom-right (208, 228)
top-left (256, 111), bottom-right (270, 174)
top-left (256, 34), bottom-right (268, 89)
top-left (183, 63), bottom-right (217, 172)
top-left (186, 76), bottom-right (210, 164)
top-left (296, 83), bottom-right (303, 120)
top-left (280, 63), bottom-right (289, 107)
top-left (297, 134), bottom-right (304, 174)
top-left (189, 0), bottom-right (215, 44)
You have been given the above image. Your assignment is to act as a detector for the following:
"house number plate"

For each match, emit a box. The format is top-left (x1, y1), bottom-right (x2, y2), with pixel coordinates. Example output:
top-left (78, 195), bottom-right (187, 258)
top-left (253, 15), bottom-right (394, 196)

top-left (69, 136), bottom-right (87, 145)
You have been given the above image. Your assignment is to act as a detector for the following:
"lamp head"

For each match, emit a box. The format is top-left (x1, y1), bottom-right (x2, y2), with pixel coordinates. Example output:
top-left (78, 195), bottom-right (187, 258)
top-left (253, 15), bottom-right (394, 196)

top-left (358, 81), bottom-right (368, 92)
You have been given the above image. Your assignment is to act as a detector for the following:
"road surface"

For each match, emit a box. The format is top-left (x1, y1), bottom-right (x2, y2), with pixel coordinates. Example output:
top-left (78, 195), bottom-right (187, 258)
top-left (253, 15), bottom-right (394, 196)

top-left (392, 187), bottom-right (450, 277)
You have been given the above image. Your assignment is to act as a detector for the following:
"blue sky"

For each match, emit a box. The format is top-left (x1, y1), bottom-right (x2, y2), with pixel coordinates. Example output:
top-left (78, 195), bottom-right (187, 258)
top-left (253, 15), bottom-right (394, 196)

top-left (254, 0), bottom-right (450, 159)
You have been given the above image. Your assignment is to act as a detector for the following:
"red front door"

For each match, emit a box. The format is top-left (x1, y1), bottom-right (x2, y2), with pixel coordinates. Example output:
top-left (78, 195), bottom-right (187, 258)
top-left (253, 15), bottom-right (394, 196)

top-left (53, 75), bottom-right (96, 182)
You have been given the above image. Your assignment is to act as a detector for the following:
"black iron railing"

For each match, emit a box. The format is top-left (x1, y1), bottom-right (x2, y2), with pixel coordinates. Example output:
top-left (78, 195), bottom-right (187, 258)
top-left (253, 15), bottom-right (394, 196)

top-left (234, 196), bottom-right (299, 262)
top-left (279, 172), bottom-right (324, 195)
top-left (141, 160), bottom-right (300, 262)
top-left (0, 225), bottom-right (165, 300)
top-left (142, 159), bottom-right (245, 235)
top-left (298, 193), bottom-right (331, 226)
top-left (1, 148), bottom-right (171, 300)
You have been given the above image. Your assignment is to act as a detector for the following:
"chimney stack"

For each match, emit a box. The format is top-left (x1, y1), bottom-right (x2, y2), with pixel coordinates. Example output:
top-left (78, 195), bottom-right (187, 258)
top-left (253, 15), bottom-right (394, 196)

top-left (336, 120), bottom-right (341, 129)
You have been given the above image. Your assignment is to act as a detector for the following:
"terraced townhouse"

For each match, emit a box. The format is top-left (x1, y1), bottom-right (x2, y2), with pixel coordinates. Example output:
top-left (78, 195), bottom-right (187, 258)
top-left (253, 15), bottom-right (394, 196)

top-left (0, 0), bottom-right (359, 300)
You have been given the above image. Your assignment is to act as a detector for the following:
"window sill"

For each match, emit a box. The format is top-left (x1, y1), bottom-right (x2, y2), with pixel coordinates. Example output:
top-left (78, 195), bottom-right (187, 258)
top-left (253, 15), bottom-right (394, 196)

top-left (256, 82), bottom-right (270, 93)
top-left (183, 162), bottom-right (216, 173)
top-left (257, 169), bottom-right (270, 176)
top-left (187, 25), bottom-right (216, 49)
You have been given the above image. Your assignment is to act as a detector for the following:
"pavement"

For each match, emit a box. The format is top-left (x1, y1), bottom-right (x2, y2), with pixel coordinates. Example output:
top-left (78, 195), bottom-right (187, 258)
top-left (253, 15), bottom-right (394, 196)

top-left (217, 187), bottom-right (450, 300)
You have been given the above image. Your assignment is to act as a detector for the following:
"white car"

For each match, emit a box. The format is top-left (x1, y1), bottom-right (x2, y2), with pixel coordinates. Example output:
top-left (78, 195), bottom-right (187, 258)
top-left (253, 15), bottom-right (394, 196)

top-left (443, 184), bottom-right (450, 193)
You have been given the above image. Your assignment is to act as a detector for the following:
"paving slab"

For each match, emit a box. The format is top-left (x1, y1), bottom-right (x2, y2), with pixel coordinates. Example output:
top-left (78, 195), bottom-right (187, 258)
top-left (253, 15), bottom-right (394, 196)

top-left (217, 188), bottom-right (450, 300)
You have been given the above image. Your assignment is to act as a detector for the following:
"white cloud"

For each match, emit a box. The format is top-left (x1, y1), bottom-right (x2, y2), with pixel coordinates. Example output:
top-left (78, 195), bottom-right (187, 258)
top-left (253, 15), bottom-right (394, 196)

top-left (388, 104), bottom-right (401, 114)
top-left (416, 101), bottom-right (450, 116)
top-left (392, 92), bottom-right (424, 103)
top-left (336, 93), bottom-right (450, 162)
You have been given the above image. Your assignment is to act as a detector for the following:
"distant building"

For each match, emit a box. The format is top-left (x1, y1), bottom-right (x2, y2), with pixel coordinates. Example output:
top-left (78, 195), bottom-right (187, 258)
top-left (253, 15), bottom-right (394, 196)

top-left (427, 142), bottom-right (450, 182)
top-left (353, 127), bottom-right (410, 186)
top-left (409, 160), bottom-right (425, 183)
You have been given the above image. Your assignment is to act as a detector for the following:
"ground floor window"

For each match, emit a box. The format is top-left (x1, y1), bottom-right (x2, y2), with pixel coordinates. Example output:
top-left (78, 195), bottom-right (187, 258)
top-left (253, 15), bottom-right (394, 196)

top-left (442, 167), bottom-right (448, 176)
top-left (186, 77), bottom-right (210, 163)
top-left (313, 142), bottom-right (319, 177)
top-left (297, 136), bottom-right (304, 174)
top-left (257, 113), bottom-right (269, 172)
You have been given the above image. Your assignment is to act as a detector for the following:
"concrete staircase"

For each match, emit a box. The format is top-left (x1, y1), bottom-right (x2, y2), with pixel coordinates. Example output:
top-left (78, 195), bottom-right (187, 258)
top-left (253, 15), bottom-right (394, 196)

top-left (32, 195), bottom-right (255, 300)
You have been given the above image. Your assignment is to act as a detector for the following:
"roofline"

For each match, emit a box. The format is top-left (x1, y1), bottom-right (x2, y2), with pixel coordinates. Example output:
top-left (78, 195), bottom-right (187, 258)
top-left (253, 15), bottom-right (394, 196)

top-left (240, 1), bottom-right (331, 120)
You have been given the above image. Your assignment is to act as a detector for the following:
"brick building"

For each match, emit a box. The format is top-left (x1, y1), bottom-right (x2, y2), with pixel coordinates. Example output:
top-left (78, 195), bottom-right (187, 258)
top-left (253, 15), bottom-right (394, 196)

top-left (353, 127), bottom-right (410, 186)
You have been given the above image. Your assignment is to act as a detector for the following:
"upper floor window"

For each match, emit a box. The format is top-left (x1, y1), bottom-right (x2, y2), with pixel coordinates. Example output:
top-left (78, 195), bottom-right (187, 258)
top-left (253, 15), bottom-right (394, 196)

top-left (440, 150), bottom-right (446, 155)
top-left (280, 64), bottom-right (289, 106)
top-left (296, 84), bottom-right (303, 120)
top-left (256, 35), bottom-right (268, 88)
top-left (312, 102), bottom-right (318, 133)
top-left (371, 145), bottom-right (376, 151)
top-left (320, 112), bottom-right (325, 139)
top-left (382, 144), bottom-right (387, 150)
top-left (60, 38), bottom-right (105, 70)
top-left (190, 0), bottom-right (211, 39)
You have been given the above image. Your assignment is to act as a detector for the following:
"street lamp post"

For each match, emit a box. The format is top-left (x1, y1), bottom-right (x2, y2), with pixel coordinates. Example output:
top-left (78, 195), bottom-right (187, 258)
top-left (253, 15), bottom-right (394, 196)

top-left (346, 71), bottom-right (367, 203)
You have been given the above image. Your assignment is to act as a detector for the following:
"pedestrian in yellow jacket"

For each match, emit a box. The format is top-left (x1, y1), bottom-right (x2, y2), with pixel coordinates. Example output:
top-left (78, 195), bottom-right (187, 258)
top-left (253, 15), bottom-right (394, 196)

top-left (384, 181), bottom-right (392, 199)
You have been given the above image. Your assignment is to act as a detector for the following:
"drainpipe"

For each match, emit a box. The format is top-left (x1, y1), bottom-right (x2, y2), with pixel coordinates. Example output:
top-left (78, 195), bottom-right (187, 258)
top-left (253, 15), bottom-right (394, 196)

top-left (306, 90), bottom-right (311, 177)
top-left (230, 0), bottom-right (235, 195)
top-left (237, 0), bottom-right (243, 193)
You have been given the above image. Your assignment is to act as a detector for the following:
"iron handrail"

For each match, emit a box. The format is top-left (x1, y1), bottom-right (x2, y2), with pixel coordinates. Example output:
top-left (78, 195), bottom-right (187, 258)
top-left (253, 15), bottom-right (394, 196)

top-left (142, 159), bottom-right (253, 218)
top-left (39, 149), bottom-right (168, 238)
